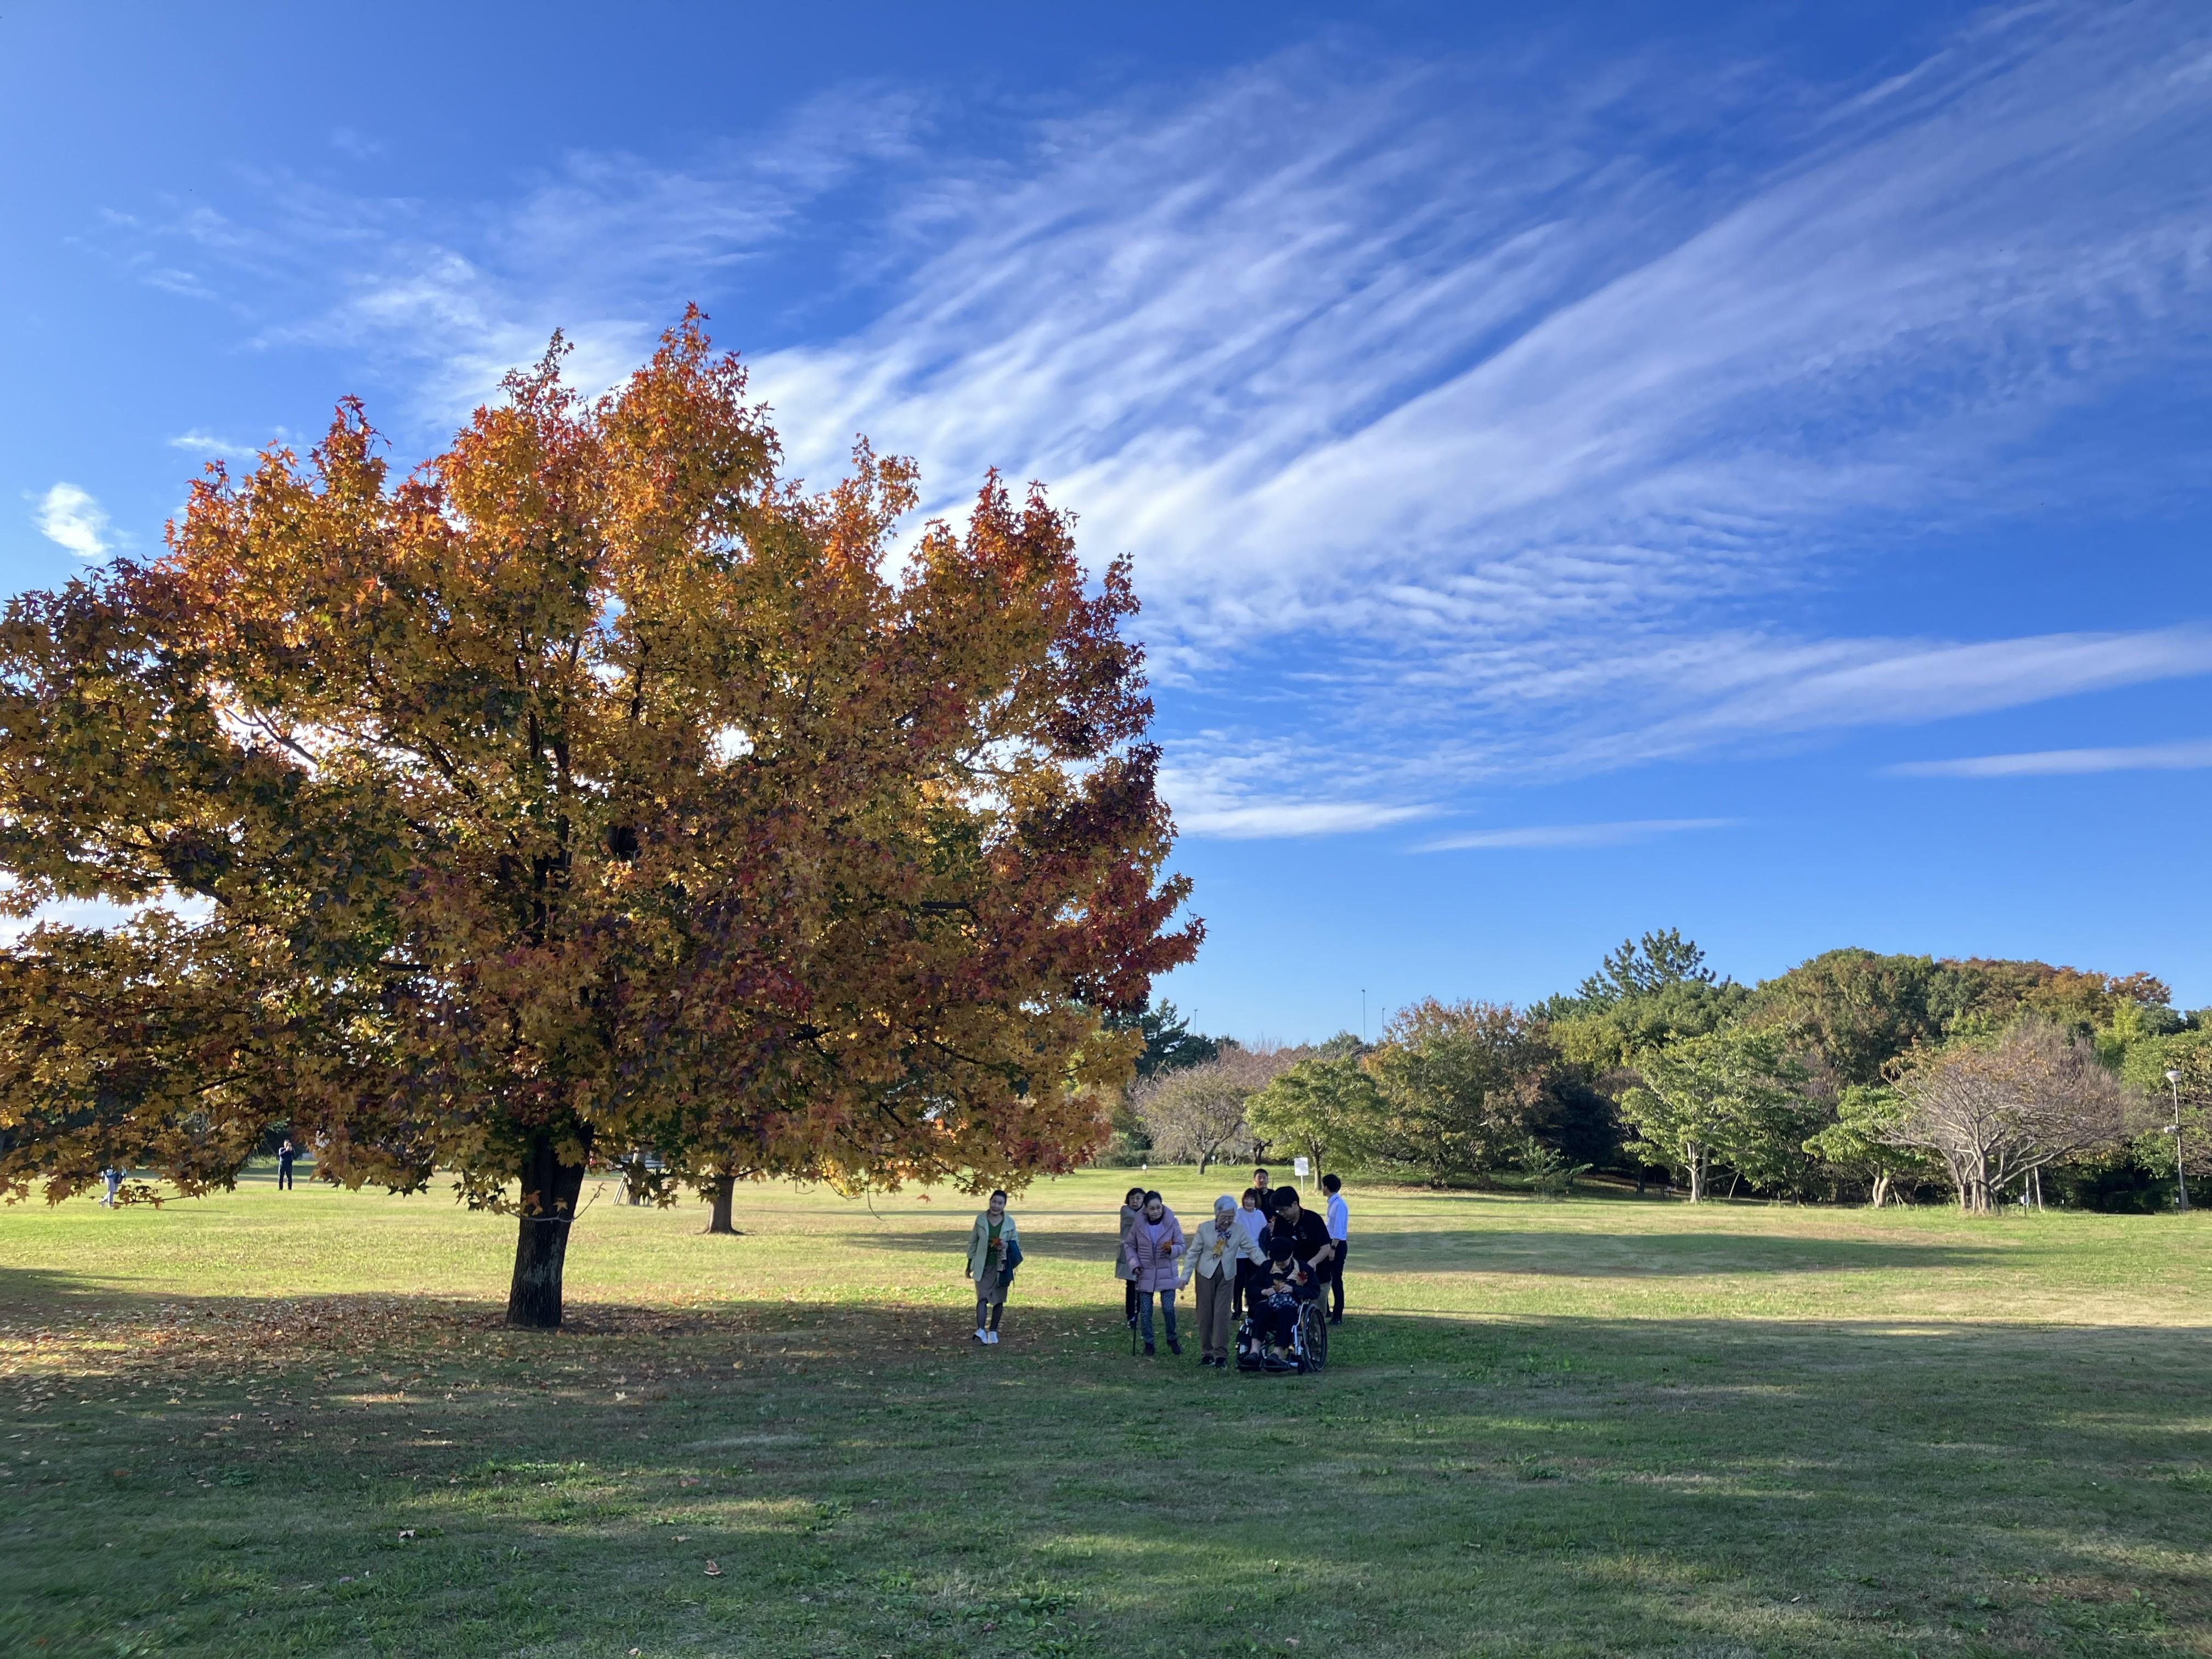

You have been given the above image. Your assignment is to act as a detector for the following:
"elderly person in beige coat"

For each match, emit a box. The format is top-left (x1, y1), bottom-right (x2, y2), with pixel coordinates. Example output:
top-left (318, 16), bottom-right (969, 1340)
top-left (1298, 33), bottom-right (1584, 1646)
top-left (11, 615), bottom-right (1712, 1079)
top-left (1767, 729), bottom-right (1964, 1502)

top-left (1178, 1194), bottom-right (1267, 1367)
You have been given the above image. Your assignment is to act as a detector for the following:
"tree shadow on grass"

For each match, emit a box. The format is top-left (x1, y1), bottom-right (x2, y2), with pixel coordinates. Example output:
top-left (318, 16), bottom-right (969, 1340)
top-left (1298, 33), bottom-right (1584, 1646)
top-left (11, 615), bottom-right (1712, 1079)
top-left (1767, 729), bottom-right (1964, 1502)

top-left (856, 1225), bottom-right (2006, 1277)
top-left (3, 1270), bottom-right (2211, 1656)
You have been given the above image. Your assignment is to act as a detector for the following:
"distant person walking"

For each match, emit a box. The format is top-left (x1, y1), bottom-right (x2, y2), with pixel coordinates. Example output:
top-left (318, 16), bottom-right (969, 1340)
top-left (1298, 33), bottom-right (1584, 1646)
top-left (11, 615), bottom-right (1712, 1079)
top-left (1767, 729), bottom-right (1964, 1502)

top-left (966, 1189), bottom-right (1021, 1345)
top-left (100, 1167), bottom-right (122, 1207)
top-left (1180, 1195), bottom-right (1264, 1367)
top-left (1322, 1172), bottom-right (1349, 1323)
top-left (1115, 1185), bottom-right (1146, 1328)
top-left (276, 1139), bottom-right (296, 1191)
top-left (1124, 1190), bottom-right (1185, 1356)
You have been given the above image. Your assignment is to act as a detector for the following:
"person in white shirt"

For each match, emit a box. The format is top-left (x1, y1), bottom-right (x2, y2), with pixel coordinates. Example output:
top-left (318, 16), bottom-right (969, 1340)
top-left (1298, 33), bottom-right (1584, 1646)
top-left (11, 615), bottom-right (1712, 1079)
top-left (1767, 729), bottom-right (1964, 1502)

top-left (1233, 1187), bottom-right (1268, 1317)
top-left (1322, 1172), bottom-right (1349, 1324)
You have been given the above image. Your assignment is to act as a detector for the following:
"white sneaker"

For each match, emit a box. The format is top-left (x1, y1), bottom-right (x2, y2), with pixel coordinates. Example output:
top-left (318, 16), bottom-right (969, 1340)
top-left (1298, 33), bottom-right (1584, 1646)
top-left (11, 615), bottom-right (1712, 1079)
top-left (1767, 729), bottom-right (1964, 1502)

top-left (973, 1329), bottom-right (986, 1342)
top-left (984, 1330), bottom-right (999, 1344)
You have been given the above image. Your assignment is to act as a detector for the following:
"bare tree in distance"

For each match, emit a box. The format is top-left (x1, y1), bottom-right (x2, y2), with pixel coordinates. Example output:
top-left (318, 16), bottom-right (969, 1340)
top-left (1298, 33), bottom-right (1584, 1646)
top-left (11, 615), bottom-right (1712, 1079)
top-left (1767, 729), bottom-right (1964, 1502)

top-left (1887, 1019), bottom-right (2131, 1213)
top-left (1129, 1043), bottom-right (1300, 1172)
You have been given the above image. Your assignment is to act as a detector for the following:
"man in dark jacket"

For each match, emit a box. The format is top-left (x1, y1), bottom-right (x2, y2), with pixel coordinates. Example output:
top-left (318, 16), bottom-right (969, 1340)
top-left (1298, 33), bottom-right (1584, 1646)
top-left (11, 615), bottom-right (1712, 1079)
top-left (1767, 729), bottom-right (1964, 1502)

top-left (1258, 1187), bottom-right (1334, 1289)
top-left (1251, 1187), bottom-right (1334, 1367)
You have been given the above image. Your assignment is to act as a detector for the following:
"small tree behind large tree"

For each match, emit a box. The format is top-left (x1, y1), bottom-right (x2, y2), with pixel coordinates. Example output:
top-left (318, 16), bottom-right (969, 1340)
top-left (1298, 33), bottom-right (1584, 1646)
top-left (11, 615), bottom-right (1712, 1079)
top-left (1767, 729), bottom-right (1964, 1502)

top-left (0, 314), bottom-right (1199, 1326)
top-left (1128, 1044), bottom-right (1294, 1172)
top-left (1886, 1019), bottom-right (2130, 1213)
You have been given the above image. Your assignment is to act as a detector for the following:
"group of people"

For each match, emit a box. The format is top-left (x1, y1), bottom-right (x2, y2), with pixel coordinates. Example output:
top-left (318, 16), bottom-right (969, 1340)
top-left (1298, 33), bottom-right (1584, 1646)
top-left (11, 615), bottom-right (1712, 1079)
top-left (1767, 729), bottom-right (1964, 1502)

top-left (1116, 1169), bottom-right (1348, 1366)
top-left (962, 1165), bottom-right (1352, 1369)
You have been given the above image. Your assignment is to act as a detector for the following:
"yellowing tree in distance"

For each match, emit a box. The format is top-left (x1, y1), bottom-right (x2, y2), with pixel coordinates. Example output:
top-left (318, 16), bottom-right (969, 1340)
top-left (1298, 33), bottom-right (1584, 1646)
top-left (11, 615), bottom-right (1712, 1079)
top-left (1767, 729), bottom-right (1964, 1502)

top-left (0, 313), bottom-right (1200, 1326)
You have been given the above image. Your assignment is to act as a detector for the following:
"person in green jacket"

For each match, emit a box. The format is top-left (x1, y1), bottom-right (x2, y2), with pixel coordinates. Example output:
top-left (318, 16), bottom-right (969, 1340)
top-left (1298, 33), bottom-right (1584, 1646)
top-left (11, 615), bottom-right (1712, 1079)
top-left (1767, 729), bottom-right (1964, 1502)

top-left (967, 1190), bottom-right (1020, 1345)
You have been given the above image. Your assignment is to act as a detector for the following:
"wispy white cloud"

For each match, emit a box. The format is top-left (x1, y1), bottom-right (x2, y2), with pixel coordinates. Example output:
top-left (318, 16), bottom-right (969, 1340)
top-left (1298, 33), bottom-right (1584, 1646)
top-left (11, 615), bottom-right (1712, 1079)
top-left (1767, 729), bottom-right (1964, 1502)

top-left (87, 5), bottom-right (2212, 832)
top-left (1548, 627), bottom-right (2212, 770)
top-left (153, 87), bottom-right (928, 434)
top-left (756, 7), bottom-right (2212, 660)
top-left (1890, 738), bottom-right (2212, 778)
top-left (1179, 800), bottom-right (1436, 840)
top-left (32, 483), bottom-right (111, 557)
top-left (1160, 743), bottom-right (1435, 839)
top-left (1415, 818), bottom-right (1740, 852)
top-left (168, 428), bottom-right (267, 460)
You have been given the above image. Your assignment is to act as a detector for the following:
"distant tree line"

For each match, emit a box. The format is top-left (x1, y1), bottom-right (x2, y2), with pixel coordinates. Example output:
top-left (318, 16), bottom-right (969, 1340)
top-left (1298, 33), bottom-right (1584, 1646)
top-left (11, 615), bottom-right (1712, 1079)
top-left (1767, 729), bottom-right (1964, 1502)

top-left (1108, 931), bottom-right (2208, 1211)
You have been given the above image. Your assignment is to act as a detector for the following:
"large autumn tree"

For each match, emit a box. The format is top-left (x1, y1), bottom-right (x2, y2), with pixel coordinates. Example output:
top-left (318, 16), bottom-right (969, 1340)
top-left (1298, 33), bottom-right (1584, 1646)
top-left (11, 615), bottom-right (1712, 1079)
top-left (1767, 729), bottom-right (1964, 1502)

top-left (0, 314), bottom-right (1198, 1325)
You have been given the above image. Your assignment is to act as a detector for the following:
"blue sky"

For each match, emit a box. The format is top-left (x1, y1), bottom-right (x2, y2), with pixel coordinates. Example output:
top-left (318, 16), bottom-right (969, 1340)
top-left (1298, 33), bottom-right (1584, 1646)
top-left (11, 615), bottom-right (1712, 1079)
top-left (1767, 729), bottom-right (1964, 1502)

top-left (4, 1), bottom-right (2211, 1039)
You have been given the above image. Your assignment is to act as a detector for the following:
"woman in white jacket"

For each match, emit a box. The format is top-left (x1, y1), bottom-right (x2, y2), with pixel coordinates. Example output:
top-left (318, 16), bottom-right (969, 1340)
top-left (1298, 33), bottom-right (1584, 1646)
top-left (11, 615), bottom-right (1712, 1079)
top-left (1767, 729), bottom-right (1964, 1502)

top-left (1179, 1194), bottom-right (1266, 1368)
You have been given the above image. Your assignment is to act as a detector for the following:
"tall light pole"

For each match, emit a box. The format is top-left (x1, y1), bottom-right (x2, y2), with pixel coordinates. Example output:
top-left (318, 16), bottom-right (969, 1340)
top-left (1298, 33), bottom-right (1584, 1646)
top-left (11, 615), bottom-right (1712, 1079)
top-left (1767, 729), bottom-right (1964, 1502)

top-left (2166, 1068), bottom-right (2191, 1214)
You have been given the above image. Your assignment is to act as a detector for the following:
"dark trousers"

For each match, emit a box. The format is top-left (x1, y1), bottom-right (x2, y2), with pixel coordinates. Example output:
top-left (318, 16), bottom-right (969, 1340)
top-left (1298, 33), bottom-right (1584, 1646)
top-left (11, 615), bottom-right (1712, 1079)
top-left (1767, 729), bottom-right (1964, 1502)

top-left (277, 1163), bottom-right (294, 1190)
top-left (1329, 1240), bottom-right (1346, 1318)
top-left (1124, 1279), bottom-right (1138, 1323)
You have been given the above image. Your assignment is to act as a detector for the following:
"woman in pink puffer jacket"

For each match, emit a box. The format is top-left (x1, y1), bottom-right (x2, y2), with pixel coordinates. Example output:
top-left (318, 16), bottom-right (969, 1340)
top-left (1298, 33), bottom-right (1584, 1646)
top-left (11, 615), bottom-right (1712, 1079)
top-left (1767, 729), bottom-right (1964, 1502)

top-left (1122, 1190), bottom-right (1185, 1355)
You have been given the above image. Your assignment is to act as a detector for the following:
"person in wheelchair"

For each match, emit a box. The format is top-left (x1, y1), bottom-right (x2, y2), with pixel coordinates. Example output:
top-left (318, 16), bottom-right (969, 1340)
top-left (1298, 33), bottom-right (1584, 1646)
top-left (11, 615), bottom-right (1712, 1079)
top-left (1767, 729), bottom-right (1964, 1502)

top-left (1242, 1185), bottom-right (1337, 1370)
top-left (1246, 1248), bottom-right (1311, 1369)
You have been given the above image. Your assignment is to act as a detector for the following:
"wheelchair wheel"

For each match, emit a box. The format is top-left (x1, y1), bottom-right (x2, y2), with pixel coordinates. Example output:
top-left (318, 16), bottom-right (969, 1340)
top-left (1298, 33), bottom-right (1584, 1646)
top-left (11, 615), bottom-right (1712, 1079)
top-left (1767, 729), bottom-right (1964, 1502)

top-left (1297, 1299), bottom-right (1329, 1373)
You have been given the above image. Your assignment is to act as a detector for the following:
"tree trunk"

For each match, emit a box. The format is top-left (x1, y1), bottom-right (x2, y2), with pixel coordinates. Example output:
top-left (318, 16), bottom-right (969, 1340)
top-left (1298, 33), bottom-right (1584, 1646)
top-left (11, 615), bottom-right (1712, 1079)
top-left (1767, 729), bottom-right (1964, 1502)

top-left (1686, 1144), bottom-right (1706, 1203)
top-left (1966, 1149), bottom-right (1993, 1216)
top-left (707, 1172), bottom-right (738, 1235)
top-left (1870, 1172), bottom-right (1892, 1210)
top-left (507, 1135), bottom-right (588, 1330)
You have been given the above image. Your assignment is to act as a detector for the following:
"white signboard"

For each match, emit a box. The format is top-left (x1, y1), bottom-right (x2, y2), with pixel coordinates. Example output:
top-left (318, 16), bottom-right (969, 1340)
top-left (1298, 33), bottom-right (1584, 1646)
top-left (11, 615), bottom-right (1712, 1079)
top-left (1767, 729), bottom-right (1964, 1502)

top-left (1293, 1155), bottom-right (1310, 1180)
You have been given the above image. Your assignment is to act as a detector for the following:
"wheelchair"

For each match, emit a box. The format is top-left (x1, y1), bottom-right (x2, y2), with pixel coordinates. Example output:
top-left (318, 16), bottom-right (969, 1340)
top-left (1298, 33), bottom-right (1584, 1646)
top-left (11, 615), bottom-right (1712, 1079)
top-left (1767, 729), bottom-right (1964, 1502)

top-left (1234, 1285), bottom-right (1330, 1374)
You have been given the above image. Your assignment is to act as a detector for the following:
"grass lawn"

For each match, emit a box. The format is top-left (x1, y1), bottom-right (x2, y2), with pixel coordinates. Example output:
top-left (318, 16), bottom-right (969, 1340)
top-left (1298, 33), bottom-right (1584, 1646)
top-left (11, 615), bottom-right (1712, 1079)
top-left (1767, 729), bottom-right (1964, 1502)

top-left (3, 1167), bottom-right (2209, 1657)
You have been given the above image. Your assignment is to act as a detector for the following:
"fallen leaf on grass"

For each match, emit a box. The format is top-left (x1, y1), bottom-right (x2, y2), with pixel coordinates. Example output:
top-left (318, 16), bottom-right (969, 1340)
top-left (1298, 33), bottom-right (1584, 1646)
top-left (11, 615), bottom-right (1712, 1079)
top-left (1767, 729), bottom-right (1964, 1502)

top-left (704, 1561), bottom-right (722, 1577)
top-left (397, 1530), bottom-right (415, 1541)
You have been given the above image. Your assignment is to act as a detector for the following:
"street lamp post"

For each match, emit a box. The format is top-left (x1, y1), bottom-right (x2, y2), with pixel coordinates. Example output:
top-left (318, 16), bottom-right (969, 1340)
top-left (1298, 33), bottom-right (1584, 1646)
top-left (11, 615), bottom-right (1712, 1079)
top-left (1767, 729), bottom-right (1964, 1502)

top-left (2165, 1068), bottom-right (2191, 1214)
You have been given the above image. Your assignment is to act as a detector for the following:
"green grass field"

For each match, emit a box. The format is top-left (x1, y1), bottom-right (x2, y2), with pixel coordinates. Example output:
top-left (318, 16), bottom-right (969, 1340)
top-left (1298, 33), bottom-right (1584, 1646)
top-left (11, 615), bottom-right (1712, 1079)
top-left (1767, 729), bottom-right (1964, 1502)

top-left (3, 1167), bottom-right (2208, 1657)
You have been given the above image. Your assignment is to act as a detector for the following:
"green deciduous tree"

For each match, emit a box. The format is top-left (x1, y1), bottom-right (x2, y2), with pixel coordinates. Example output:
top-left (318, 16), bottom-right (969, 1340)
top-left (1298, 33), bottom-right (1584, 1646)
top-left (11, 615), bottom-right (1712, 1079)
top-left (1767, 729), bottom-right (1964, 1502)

top-left (1364, 1000), bottom-right (1555, 1183)
top-left (1619, 1027), bottom-right (1814, 1202)
top-left (1545, 979), bottom-right (1750, 1074)
top-left (2113, 1026), bottom-right (2212, 1189)
top-left (1245, 1048), bottom-right (1385, 1181)
top-left (1801, 1084), bottom-right (1942, 1207)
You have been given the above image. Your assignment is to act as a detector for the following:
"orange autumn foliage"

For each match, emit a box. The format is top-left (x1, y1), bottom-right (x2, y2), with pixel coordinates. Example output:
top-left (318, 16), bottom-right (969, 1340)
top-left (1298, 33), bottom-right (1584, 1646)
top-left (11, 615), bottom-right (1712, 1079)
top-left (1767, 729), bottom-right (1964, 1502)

top-left (0, 312), bottom-right (1198, 1324)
